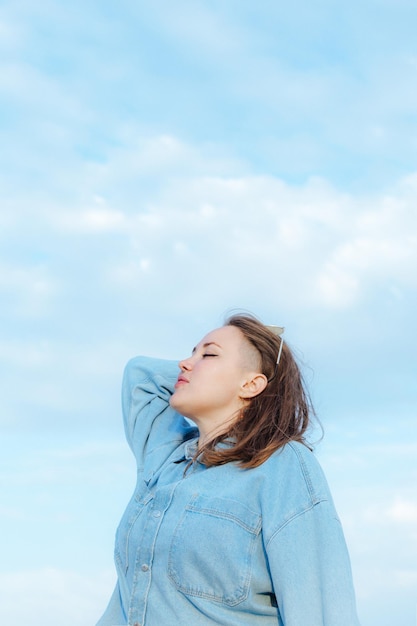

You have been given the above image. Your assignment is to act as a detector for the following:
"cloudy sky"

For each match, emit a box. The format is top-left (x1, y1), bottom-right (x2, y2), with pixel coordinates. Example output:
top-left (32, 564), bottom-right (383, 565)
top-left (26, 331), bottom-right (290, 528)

top-left (1, 1), bottom-right (417, 624)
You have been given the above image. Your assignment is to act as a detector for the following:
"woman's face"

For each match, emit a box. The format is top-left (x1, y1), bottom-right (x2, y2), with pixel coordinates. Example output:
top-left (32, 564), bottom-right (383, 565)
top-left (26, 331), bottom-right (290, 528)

top-left (170, 325), bottom-right (254, 433)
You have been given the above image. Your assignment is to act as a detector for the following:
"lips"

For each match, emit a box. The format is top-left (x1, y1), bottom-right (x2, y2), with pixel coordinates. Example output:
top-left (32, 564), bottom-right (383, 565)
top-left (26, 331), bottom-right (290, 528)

top-left (174, 375), bottom-right (189, 388)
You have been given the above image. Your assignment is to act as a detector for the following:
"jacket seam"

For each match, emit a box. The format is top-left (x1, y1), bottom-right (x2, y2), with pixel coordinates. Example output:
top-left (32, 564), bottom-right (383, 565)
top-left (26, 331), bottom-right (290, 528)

top-left (266, 498), bottom-right (329, 547)
top-left (287, 441), bottom-right (316, 501)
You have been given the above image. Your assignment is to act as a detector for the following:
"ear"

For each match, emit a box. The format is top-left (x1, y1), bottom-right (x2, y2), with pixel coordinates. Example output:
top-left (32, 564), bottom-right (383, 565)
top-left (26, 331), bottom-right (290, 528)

top-left (240, 372), bottom-right (268, 399)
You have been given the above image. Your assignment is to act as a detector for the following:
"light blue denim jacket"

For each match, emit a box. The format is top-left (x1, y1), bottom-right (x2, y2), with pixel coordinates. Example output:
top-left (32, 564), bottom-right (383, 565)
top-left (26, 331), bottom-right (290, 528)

top-left (96, 356), bottom-right (360, 626)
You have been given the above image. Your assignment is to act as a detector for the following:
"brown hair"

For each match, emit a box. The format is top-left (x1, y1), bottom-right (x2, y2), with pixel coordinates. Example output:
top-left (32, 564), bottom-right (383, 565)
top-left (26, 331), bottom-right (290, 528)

top-left (198, 314), bottom-right (314, 469)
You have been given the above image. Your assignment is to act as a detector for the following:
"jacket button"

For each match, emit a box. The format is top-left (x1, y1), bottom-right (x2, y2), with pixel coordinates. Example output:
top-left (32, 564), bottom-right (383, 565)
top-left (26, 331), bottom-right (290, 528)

top-left (141, 564), bottom-right (149, 572)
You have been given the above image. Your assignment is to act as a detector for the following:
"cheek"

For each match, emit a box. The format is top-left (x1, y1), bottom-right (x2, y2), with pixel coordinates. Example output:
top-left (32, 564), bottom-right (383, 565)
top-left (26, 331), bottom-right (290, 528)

top-left (212, 373), bottom-right (242, 401)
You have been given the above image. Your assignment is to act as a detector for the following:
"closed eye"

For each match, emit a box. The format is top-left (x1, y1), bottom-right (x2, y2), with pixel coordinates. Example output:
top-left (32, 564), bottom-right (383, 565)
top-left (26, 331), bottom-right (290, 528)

top-left (202, 353), bottom-right (217, 357)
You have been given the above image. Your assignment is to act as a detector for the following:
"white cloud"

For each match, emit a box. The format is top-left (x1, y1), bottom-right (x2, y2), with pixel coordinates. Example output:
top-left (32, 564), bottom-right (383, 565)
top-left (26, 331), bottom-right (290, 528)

top-left (2, 135), bottom-right (417, 334)
top-left (316, 265), bottom-right (359, 308)
top-left (72, 156), bottom-right (416, 312)
top-left (55, 206), bottom-right (127, 234)
top-left (387, 498), bottom-right (417, 524)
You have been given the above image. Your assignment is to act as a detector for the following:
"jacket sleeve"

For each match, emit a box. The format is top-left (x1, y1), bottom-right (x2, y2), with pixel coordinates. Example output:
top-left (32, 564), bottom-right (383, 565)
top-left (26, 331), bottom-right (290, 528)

top-left (121, 356), bottom-right (194, 469)
top-left (266, 499), bottom-right (361, 625)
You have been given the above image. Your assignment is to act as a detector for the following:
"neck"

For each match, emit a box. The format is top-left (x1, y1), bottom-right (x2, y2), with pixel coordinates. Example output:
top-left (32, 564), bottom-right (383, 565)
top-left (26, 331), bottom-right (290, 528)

top-left (194, 411), bottom-right (241, 450)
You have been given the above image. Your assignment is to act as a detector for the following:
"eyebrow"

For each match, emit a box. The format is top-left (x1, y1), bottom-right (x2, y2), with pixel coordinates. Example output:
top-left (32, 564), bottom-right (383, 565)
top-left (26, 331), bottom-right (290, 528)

top-left (192, 341), bottom-right (222, 354)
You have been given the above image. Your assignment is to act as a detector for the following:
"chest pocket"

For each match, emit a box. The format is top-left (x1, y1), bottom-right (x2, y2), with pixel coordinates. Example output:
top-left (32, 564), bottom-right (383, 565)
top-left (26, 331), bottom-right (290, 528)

top-left (168, 494), bottom-right (262, 606)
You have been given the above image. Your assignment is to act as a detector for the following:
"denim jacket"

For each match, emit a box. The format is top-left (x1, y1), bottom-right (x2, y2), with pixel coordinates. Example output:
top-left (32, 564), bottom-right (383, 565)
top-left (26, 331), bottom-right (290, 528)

top-left (96, 356), bottom-right (360, 626)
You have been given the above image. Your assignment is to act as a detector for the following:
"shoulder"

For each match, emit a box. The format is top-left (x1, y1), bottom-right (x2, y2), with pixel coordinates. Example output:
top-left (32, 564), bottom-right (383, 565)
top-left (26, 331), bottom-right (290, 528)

top-left (255, 442), bottom-right (340, 544)
top-left (260, 441), bottom-right (334, 508)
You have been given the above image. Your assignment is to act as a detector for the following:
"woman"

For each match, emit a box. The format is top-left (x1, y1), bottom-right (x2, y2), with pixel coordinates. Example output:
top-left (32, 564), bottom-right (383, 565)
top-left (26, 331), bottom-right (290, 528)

top-left (96, 314), bottom-right (360, 625)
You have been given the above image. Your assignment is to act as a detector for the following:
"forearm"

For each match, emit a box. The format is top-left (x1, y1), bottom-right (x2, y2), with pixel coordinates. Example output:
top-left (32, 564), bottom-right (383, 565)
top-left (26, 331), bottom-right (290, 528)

top-left (121, 356), bottom-right (182, 464)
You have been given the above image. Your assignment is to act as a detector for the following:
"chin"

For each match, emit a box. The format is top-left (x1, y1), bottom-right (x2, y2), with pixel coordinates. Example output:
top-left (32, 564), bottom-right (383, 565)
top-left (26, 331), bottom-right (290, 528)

top-left (169, 394), bottom-right (178, 409)
top-left (169, 395), bottom-right (194, 420)
top-left (169, 393), bottom-right (184, 411)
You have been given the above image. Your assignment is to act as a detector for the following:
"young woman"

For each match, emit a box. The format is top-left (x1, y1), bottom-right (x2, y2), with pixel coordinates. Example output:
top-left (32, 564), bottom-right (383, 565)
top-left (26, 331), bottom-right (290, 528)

top-left (96, 314), bottom-right (360, 626)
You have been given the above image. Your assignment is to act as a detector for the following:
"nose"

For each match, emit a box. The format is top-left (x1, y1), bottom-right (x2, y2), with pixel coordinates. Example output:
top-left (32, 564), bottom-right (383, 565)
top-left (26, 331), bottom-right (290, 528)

top-left (179, 355), bottom-right (193, 371)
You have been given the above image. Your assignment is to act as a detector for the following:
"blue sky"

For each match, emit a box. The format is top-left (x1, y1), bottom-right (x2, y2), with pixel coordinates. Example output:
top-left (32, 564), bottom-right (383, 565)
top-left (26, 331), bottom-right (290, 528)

top-left (1, 1), bottom-right (417, 624)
